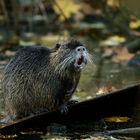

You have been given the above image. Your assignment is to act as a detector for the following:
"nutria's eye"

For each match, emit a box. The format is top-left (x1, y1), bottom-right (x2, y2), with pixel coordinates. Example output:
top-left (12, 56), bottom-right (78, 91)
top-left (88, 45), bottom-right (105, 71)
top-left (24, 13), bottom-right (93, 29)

top-left (83, 47), bottom-right (86, 51)
top-left (77, 48), bottom-right (81, 51)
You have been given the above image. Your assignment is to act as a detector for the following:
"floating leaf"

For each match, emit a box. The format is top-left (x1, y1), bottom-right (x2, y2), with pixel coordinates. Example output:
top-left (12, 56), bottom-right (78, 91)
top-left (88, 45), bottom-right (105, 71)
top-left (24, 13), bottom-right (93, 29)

top-left (129, 19), bottom-right (140, 29)
top-left (96, 86), bottom-right (116, 96)
top-left (76, 22), bottom-right (106, 30)
top-left (115, 47), bottom-right (133, 62)
top-left (19, 40), bottom-right (36, 46)
top-left (0, 134), bottom-right (17, 139)
top-left (104, 116), bottom-right (130, 123)
top-left (107, 0), bottom-right (120, 9)
top-left (100, 35), bottom-right (126, 47)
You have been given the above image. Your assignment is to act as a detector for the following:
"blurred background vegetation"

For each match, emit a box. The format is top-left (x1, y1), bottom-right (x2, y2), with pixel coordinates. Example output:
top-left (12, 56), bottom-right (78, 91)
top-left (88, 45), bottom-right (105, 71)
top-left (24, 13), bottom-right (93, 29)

top-left (1, 0), bottom-right (140, 100)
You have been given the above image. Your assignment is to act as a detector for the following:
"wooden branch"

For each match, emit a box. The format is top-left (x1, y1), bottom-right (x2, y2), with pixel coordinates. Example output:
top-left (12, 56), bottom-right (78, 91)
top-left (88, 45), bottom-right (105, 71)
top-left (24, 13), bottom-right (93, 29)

top-left (52, 0), bottom-right (67, 21)
top-left (107, 127), bottom-right (140, 135)
top-left (0, 0), bottom-right (9, 23)
top-left (0, 84), bottom-right (140, 134)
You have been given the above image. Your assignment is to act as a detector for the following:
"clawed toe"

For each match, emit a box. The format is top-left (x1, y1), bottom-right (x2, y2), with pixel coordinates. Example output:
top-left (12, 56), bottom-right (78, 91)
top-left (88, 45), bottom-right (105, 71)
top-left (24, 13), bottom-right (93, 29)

top-left (58, 105), bottom-right (68, 114)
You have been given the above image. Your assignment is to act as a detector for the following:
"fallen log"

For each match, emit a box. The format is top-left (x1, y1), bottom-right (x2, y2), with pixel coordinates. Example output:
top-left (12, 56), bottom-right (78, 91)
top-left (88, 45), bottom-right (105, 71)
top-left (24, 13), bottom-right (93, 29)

top-left (0, 83), bottom-right (140, 134)
top-left (107, 127), bottom-right (140, 136)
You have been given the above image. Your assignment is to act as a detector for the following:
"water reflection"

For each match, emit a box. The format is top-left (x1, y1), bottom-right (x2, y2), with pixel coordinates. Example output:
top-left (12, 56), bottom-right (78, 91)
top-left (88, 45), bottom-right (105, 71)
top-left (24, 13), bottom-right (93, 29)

top-left (0, 57), bottom-right (140, 139)
top-left (77, 61), bottom-right (140, 100)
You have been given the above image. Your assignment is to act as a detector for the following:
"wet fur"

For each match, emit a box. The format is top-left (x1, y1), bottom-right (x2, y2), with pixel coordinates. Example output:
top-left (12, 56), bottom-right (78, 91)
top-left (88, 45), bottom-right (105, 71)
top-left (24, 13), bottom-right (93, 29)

top-left (2, 40), bottom-right (90, 120)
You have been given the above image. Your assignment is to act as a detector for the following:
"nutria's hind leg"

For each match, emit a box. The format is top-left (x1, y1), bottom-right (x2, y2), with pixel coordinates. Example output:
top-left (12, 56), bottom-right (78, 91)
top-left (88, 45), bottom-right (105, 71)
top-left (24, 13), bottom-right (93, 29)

top-left (0, 114), bottom-right (17, 125)
top-left (0, 116), bottom-right (11, 125)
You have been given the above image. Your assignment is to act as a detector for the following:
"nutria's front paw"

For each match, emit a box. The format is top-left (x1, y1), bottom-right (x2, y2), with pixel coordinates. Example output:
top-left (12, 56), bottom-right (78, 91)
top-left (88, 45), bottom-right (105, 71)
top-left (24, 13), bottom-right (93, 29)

top-left (64, 93), bottom-right (72, 100)
top-left (66, 87), bottom-right (74, 95)
top-left (58, 105), bottom-right (68, 114)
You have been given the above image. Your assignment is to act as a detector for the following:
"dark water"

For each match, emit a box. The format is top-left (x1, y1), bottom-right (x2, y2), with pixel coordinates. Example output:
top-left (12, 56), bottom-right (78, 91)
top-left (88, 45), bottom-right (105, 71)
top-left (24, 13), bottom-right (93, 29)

top-left (0, 60), bottom-right (140, 139)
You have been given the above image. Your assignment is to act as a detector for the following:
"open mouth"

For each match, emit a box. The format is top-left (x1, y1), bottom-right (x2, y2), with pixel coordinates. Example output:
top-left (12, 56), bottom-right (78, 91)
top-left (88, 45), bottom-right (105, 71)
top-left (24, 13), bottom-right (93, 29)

top-left (74, 55), bottom-right (86, 71)
top-left (77, 55), bottom-right (84, 65)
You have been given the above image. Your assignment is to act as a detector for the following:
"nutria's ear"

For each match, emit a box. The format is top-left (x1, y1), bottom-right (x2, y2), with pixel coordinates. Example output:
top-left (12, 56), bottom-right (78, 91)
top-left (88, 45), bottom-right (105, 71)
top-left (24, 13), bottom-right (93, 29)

top-left (55, 43), bottom-right (61, 49)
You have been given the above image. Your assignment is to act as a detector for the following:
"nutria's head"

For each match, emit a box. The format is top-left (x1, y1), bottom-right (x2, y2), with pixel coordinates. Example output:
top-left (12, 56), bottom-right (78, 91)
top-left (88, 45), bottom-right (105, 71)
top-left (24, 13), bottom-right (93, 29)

top-left (51, 39), bottom-right (92, 74)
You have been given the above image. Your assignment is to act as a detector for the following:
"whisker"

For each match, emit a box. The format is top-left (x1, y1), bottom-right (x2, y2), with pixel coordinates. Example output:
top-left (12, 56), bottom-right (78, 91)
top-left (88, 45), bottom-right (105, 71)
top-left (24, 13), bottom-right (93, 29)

top-left (86, 53), bottom-right (93, 63)
top-left (88, 52), bottom-right (101, 64)
top-left (56, 55), bottom-right (73, 73)
top-left (59, 56), bottom-right (72, 68)
top-left (86, 53), bottom-right (97, 68)
top-left (58, 60), bottom-right (69, 73)
top-left (61, 56), bottom-right (73, 69)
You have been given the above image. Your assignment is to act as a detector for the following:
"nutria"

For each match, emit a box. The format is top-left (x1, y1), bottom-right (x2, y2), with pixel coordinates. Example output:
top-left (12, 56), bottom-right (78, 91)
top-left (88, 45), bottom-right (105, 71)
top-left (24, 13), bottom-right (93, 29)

top-left (2, 39), bottom-right (91, 121)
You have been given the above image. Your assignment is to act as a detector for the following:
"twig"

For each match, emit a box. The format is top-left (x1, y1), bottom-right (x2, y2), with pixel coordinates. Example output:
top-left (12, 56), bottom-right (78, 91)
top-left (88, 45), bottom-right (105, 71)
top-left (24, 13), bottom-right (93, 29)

top-left (52, 0), bottom-right (67, 21)
top-left (107, 127), bottom-right (140, 135)
top-left (0, 0), bottom-right (9, 23)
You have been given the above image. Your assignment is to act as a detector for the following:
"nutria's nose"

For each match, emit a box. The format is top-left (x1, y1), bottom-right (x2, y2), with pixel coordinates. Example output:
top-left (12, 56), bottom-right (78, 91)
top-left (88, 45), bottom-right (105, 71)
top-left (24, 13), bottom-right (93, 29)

top-left (76, 46), bottom-right (86, 52)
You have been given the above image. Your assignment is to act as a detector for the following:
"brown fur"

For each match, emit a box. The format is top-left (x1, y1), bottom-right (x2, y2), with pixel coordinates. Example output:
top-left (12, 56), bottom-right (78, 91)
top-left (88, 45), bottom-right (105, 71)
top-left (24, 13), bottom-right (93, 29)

top-left (2, 39), bottom-right (89, 120)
